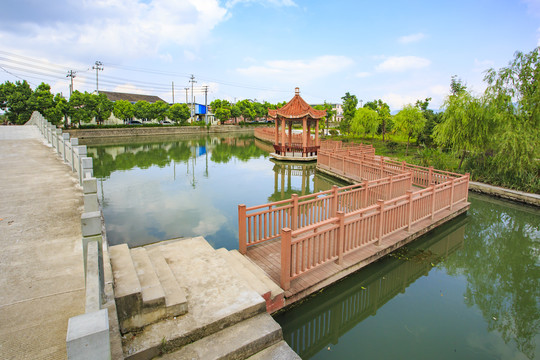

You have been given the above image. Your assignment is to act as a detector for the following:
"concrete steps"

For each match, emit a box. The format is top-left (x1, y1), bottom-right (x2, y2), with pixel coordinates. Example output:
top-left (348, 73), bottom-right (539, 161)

top-left (109, 244), bottom-right (188, 334)
top-left (247, 341), bottom-right (302, 360)
top-left (111, 237), bottom-right (298, 360)
top-left (157, 313), bottom-right (283, 360)
top-left (217, 248), bottom-right (285, 312)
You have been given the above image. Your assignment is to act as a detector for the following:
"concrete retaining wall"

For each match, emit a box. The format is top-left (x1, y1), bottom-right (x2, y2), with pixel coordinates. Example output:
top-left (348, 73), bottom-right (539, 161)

top-left (469, 181), bottom-right (540, 207)
top-left (66, 125), bottom-right (254, 139)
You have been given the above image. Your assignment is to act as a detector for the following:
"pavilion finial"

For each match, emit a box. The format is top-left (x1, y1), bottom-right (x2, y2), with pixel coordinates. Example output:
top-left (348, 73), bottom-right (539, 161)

top-left (295, 87), bottom-right (300, 95)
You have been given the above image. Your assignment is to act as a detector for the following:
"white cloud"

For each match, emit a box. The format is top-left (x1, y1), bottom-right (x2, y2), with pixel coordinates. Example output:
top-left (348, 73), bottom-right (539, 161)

top-left (113, 83), bottom-right (147, 94)
top-left (376, 56), bottom-right (431, 72)
top-left (236, 55), bottom-right (354, 81)
top-left (0, 0), bottom-right (229, 62)
top-left (398, 33), bottom-right (426, 44)
top-left (226, 0), bottom-right (297, 7)
top-left (356, 72), bottom-right (371, 78)
top-left (382, 93), bottom-right (418, 110)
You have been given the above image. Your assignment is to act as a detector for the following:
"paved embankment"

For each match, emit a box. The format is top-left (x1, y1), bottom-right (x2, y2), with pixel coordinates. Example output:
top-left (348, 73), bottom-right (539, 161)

top-left (66, 125), bottom-right (254, 139)
top-left (469, 181), bottom-right (540, 207)
top-left (0, 126), bottom-right (85, 359)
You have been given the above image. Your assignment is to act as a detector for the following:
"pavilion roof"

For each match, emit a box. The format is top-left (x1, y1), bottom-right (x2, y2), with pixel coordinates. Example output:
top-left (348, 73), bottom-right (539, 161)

top-left (268, 88), bottom-right (326, 120)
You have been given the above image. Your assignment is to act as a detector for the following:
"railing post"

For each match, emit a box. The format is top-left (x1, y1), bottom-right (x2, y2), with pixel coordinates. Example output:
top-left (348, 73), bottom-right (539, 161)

top-left (430, 185), bottom-right (436, 220)
top-left (55, 129), bottom-right (62, 154)
top-left (465, 173), bottom-right (470, 202)
top-left (428, 166), bottom-right (433, 185)
top-left (238, 204), bottom-right (247, 254)
top-left (331, 185), bottom-right (339, 217)
top-left (70, 138), bottom-right (78, 171)
top-left (406, 190), bottom-right (414, 231)
top-left (401, 160), bottom-right (406, 171)
top-left (336, 211), bottom-right (345, 265)
top-left (388, 176), bottom-right (393, 200)
top-left (377, 199), bottom-right (384, 246)
top-left (280, 227), bottom-right (292, 291)
top-left (62, 133), bottom-right (70, 163)
top-left (449, 178), bottom-right (455, 211)
top-left (291, 194), bottom-right (298, 230)
top-left (362, 181), bottom-right (368, 208)
top-left (80, 157), bottom-right (94, 185)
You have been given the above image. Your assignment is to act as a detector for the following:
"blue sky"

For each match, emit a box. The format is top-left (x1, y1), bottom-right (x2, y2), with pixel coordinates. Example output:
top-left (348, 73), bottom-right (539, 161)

top-left (0, 0), bottom-right (538, 110)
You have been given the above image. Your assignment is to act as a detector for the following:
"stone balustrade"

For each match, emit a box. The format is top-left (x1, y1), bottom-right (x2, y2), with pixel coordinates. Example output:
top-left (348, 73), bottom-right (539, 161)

top-left (29, 112), bottom-right (110, 360)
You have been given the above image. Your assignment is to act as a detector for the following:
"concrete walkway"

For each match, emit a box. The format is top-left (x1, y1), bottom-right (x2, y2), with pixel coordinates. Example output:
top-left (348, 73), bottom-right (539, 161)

top-left (0, 126), bottom-right (85, 359)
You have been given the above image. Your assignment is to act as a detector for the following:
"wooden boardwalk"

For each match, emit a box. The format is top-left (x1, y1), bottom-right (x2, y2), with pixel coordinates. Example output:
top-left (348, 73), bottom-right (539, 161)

top-left (246, 201), bottom-right (469, 304)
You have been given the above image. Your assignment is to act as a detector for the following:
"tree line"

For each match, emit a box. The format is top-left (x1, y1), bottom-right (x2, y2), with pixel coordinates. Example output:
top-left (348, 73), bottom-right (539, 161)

top-left (0, 83), bottom-right (193, 126)
top-left (339, 47), bottom-right (539, 192)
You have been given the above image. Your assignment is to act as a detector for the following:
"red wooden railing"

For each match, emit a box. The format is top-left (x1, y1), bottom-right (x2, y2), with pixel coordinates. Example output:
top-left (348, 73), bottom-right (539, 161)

top-left (279, 173), bottom-right (469, 290)
top-left (238, 173), bottom-right (413, 254)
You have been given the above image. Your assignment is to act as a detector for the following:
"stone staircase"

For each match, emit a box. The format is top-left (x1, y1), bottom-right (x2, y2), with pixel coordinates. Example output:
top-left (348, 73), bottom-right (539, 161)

top-left (216, 248), bottom-right (285, 313)
top-left (109, 237), bottom-right (298, 360)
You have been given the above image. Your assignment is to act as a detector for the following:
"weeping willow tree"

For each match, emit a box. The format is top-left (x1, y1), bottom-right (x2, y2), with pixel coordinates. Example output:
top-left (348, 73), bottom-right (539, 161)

top-left (435, 47), bottom-right (539, 191)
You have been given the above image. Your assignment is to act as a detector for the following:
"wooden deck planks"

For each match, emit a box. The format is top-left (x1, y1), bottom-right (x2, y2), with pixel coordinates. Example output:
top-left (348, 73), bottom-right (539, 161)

top-left (246, 201), bottom-right (470, 305)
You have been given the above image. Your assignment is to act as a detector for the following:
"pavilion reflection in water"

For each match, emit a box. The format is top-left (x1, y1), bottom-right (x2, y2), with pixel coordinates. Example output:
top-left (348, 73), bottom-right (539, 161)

top-left (268, 160), bottom-right (342, 202)
top-left (275, 216), bottom-right (467, 359)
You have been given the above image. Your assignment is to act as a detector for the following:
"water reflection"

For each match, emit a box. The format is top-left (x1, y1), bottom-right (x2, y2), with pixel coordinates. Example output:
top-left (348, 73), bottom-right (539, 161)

top-left (444, 194), bottom-right (540, 360)
top-left (86, 134), bottom-right (343, 249)
top-left (275, 216), bottom-right (468, 359)
top-left (276, 193), bottom-right (540, 360)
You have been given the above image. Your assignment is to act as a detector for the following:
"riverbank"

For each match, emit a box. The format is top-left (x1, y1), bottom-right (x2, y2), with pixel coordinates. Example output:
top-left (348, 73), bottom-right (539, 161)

top-left (469, 181), bottom-right (540, 207)
top-left (66, 125), bottom-right (254, 139)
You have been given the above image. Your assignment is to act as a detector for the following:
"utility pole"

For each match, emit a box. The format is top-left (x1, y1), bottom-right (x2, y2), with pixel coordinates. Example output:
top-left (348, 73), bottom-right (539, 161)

top-left (66, 70), bottom-right (76, 97)
top-left (172, 81), bottom-right (175, 104)
top-left (92, 61), bottom-right (103, 94)
top-left (203, 85), bottom-right (208, 124)
top-left (184, 88), bottom-right (189, 104)
top-left (189, 75), bottom-right (196, 120)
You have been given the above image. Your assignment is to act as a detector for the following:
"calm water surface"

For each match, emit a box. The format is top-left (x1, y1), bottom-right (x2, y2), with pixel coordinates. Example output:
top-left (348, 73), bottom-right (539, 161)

top-left (87, 134), bottom-right (539, 360)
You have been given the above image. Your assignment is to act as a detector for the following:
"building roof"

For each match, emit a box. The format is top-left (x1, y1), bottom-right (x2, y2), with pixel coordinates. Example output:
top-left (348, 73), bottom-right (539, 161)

top-left (268, 88), bottom-right (326, 120)
top-left (99, 91), bottom-right (166, 104)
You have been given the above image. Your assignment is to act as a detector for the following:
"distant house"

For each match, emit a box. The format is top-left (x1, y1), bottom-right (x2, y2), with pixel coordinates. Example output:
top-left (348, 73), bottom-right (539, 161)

top-left (99, 91), bottom-right (166, 104)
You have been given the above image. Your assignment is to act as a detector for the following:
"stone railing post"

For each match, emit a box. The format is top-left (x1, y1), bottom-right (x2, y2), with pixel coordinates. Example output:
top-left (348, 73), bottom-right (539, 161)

top-left (80, 157), bottom-right (94, 185)
top-left (55, 129), bottom-right (62, 154)
top-left (66, 308), bottom-right (110, 360)
top-left (70, 138), bottom-right (78, 171)
top-left (62, 133), bottom-right (70, 163)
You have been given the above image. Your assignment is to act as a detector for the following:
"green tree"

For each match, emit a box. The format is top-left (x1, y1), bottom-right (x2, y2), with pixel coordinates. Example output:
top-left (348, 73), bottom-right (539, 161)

top-left (314, 102), bottom-right (335, 135)
top-left (434, 83), bottom-right (492, 170)
top-left (150, 100), bottom-right (169, 122)
top-left (394, 104), bottom-right (426, 155)
top-left (237, 99), bottom-right (255, 122)
top-left (365, 99), bottom-right (392, 141)
top-left (351, 107), bottom-right (379, 139)
top-left (482, 47), bottom-right (540, 186)
top-left (93, 93), bottom-right (113, 124)
top-left (167, 103), bottom-right (190, 125)
top-left (230, 104), bottom-right (241, 123)
top-left (29, 82), bottom-right (55, 120)
top-left (113, 100), bottom-right (134, 123)
top-left (69, 91), bottom-right (94, 126)
top-left (133, 101), bottom-right (151, 122)
top-left (0, 80), bottom-right (33, 124)
top-left (52, 94), bottom-right (69, 126)
top-left (214, 107), bottom-right (231, 125)
top-left (340, 92), bottom-right (358, 134)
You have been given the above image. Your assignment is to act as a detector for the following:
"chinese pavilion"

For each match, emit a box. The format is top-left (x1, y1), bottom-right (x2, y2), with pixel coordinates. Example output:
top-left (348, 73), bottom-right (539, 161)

top-left (268, 87), bottom-right (326, 160)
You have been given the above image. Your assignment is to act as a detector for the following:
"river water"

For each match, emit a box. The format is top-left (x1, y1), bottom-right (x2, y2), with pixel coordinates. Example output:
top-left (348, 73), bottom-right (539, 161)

top-left (86, 133), bottom-right (539, 360)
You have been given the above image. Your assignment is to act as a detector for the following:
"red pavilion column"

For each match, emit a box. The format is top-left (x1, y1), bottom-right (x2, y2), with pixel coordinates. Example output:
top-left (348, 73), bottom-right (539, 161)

top-left (302, 116), bottom-right (307, 157)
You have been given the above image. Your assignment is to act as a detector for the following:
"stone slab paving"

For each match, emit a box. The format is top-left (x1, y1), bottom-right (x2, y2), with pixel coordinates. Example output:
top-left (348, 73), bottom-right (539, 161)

top-left (0, 126), bottom-right (85, 359)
